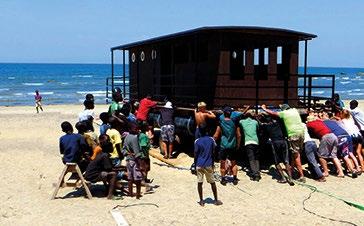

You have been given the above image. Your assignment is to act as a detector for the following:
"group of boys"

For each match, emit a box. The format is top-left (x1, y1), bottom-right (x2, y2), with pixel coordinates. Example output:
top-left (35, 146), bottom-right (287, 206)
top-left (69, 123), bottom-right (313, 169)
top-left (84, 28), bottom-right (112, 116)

top-left (192, 99), bottom-right (364, 206)
top-left (59, 92), bottom-right (153, 199)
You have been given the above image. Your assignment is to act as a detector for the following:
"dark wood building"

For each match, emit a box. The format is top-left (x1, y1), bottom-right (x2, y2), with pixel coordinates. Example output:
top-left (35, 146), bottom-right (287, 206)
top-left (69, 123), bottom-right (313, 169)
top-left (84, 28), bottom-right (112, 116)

top-left (110, 26), bottom-right (323, 109)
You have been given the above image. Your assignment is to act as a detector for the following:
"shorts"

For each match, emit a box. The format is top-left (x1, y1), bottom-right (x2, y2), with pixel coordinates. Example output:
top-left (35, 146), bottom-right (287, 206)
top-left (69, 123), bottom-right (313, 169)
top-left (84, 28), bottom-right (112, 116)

top-left (197, 166), bottom-right (215, 183)
top-left (337, 135), bottom-right (351, 158)
top-left (35, 100), bottom-right (42, 107)
top-left (219, 148), bottom-right (238, 161)
top-left (351, 135), bottom-right (363, 146)
top-left (140, 158), bottom-right (151, 173)
top-left (161, 125), bottom-right (175, 143)
top-left (318, 133), bottom-right (338, 158)
top-left (287, 134), bottom-right (304, 154)
top-left (95, 171), bottom-right (110, 182)
top-left (127, 159), bottom-right (143, 181)
top-left (110, 158), bottom-right (121, 167)
top-left (270, 140), bottom-right (289, 164)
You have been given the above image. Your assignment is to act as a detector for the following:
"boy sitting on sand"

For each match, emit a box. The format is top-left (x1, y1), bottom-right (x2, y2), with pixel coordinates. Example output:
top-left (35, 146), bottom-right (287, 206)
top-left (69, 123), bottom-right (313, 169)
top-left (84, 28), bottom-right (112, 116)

top-left (84, 134), bottom-right (117, 199)
top-left (194, 125), bottom-right (222, 206)
top-left (59, 121), bottom-right (89, 172)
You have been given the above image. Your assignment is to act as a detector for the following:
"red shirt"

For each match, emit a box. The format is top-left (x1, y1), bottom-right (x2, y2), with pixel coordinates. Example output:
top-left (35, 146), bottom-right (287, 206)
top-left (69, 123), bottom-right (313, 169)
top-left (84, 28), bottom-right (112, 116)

top-left (306, 119), bottom-right (331, 139)
top-left (136, 98), bottom-right (157, 121)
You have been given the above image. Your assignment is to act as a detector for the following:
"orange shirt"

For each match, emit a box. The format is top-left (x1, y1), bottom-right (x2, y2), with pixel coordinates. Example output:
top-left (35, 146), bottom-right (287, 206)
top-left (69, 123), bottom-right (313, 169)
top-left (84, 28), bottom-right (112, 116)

top-left (90, 146), bottom-right (102, 160)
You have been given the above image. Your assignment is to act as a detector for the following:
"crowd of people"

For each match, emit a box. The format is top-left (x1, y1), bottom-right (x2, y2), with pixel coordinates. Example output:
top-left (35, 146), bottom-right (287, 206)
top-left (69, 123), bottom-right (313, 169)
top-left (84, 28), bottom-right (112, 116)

top-left (58, 90), bottom-right (364, 206)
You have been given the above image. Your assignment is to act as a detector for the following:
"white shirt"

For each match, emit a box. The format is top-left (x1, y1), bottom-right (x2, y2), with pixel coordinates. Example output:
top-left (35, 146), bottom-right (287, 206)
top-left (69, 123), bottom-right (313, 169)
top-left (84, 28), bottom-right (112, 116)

top-left (350, 107), bottom-right (364, 131)
top-left (78, 109), bottom-right (95, 121)
top-left (303, 123), bottom-right (313, 143)
top-left (342, 118), bottom-right (361, 136)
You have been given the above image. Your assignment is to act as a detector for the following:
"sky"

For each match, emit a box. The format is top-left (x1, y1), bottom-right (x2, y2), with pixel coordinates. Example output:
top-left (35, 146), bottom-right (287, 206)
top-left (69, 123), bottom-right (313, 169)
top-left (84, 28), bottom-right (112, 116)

top-left (0, 0), bottom-right (363, 67)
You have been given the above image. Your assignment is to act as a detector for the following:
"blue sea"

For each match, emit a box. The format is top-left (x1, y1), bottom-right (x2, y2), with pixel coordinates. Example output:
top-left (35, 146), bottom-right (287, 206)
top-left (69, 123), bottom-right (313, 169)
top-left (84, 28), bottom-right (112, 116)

top-left (0, 63), bottom-right (363, 106)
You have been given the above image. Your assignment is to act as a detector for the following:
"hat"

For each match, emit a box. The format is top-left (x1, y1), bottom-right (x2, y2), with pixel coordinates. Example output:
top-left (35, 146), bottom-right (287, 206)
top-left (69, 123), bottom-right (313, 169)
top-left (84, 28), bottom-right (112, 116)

top-left (164, 101), bottom-right (173, 109)
top-left (197, 102), bottom-right (207, 108)
top-left (279, 104), bottom-right (290, 111)
top-left (223, 106), bottom-right (233, 113)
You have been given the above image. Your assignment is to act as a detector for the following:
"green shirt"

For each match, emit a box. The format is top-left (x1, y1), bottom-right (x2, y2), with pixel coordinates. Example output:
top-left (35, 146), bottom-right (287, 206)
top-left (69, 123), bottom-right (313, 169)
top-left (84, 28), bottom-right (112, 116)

top-left (239, 118), bottom-right (259, 145)
top-left (278, 108), bottom-right (304, 137)
top-left (220, 118), bottom-right (237, 150)
top-left (139, 132), bottom-right (150, 159)
top-left (108, 101), bottom-right (122, 116)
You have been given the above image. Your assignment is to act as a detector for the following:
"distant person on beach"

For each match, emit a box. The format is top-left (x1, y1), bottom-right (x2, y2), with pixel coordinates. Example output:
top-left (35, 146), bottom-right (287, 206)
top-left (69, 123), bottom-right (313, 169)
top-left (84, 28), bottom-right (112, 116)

top-left (194, 102), bottom-right (216, 139)
top-left (59, 121), bottom-right (89, 172)
top-left (214, 106), bottom-right (241, 185)
top-left (239, 110), bottom-right (261, 181)
top-left (262, 104), bottom-right (306, 182)
top-left (136, 94), bottom-right (157, 123)
top-left (122, 123), bottom-right (143, 199)
top-left (159, 101), bottom-right (175, 159)
top-left (34, 90), bottom-right (43, 113)
top-left (194, 125), bottom-right (222, 207)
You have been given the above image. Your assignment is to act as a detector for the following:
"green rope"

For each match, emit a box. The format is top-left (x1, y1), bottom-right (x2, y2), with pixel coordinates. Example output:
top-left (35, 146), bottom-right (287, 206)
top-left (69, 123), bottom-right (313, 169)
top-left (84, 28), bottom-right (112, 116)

top-left (295, 181), bottom-right (364, 211)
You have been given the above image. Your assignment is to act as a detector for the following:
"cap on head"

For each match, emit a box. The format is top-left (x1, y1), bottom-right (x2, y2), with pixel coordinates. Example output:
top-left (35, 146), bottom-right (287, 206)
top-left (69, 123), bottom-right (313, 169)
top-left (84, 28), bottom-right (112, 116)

top-left (164, 101), bottom-right (173, 109)
top-left (197, 102), bottom-right (207, 109)
top-left (279, 104), bottom-right (290, 111)
top-left (223, 106), bottom-right (233, 113)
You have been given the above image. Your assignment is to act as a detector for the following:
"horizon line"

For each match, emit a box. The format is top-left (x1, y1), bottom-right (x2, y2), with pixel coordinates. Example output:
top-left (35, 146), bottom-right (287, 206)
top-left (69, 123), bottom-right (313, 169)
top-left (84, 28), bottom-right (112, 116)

top-left (0, 61), bottom-right (363, 69)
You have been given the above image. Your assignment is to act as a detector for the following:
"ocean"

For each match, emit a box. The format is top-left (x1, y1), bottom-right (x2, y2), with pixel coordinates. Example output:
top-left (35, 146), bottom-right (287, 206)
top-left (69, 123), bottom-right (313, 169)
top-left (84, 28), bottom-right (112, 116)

top-left (0, 63), bottom-right (363, 106)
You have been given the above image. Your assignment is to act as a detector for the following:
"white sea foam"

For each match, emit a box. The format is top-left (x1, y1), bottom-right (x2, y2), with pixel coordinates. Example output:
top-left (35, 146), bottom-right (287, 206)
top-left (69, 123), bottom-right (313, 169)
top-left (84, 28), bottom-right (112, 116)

top-left (349, 93), bottom-right (364, 96)
top-left (353, 89), bottom-right (361, 92)
top-left (72, 75), bottom-right (93, 78)
top-left (14, 93), bottom-right (23, 96)
top-left (76, 90), bottom-right (105, 95)
top-left (22, 83), bottom-right (44, 86)
top-left (312, 91), bottom-right (325, 95)
top-left (114, 81), bottom-right (129, 84)
top-left (8, 77), bottom-right (15, 80)
top-left (60, 82), bottom-right (69, 85)
top-left (340, 81), bottom-right (351, 85)
top-left (342, 77), bottom-right (350, 80)
top-left (27, 92), bottom-right (54, 95)
top-left (0, 88), bottom-right (10, 92)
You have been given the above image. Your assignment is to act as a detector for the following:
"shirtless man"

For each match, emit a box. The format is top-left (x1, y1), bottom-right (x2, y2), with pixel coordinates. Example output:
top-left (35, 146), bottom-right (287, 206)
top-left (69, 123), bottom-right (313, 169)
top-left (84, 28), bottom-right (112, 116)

top-left (194, 102), bottom-right (216, 139)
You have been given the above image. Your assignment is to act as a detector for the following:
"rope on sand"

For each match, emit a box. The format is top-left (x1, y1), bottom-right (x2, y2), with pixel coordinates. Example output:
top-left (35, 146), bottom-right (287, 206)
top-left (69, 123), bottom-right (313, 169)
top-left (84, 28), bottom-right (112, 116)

top-left (113, 203), bottom-right (159, 209)
top-left (296, 181), bottom-right (360, 226)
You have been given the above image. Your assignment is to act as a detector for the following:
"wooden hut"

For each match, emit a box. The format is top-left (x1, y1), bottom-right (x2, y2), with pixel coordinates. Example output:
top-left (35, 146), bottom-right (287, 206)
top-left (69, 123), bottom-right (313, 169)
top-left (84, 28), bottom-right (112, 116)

top-left (110, 26), bottom-right (333, 109)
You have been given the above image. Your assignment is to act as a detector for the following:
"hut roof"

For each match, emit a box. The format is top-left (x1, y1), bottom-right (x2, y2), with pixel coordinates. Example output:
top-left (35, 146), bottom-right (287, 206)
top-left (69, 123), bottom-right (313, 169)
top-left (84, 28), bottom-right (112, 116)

top-left (111, 26), bottom-right (317, 50)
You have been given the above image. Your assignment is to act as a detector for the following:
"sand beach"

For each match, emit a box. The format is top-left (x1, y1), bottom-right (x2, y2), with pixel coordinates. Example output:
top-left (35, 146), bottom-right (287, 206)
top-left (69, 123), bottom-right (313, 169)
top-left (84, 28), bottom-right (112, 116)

top-left (1, 103), bottom-right (364, 226)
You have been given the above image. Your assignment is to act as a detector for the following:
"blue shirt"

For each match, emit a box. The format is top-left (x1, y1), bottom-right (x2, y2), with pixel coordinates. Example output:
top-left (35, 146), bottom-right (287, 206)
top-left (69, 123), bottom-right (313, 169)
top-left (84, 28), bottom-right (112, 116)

top-left (194, 136), bottom-right (216, 167)
top-left (323, 120), bottom-right (348, 136)
top-left (59, 133), bottom-right (87, 163)
top-left (100, 124), bottom-right (110, 135)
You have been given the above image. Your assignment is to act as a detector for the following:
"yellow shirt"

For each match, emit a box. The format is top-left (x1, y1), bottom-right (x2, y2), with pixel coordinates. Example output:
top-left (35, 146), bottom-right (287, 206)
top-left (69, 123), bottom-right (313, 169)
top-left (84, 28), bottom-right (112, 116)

top-left (106, 128), bottom-right (122, 158)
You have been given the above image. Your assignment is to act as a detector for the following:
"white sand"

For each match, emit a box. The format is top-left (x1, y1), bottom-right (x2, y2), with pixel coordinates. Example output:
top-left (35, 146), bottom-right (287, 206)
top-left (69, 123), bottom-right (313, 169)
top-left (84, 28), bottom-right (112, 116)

top-left (1, 103), bottom-right (364, 225)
